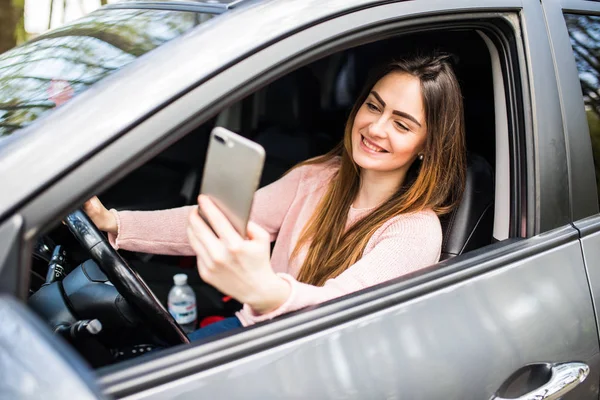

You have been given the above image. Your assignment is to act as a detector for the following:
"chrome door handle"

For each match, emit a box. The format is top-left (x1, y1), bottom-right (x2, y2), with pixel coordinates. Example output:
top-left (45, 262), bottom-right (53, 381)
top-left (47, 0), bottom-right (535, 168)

top-left (492, 362), bottom-right (589, 400)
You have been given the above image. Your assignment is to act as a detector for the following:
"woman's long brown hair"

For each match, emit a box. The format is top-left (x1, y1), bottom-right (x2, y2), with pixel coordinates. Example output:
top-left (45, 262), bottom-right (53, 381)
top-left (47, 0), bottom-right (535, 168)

top-left (292, 54), bottom-right (466, 287)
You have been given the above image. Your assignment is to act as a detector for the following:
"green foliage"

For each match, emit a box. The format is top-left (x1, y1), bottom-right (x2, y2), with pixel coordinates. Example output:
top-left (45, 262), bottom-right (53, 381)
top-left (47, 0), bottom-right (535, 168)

top-left (12, 0), bottom-right (25, 45)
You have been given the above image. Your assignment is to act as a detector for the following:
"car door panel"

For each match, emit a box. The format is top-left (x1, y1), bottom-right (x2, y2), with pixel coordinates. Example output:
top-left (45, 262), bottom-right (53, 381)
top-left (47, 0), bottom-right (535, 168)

top-left (576, 217), bottom-right (600, 343)
top-left (122, 227), bottom-right (598, 399)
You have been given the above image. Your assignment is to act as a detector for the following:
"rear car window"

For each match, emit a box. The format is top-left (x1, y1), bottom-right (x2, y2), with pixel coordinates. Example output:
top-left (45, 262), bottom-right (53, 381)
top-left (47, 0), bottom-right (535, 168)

top-left (0, 8), bottom-right (211, 137)
top-left (564, 13), bottom-right (600, 207)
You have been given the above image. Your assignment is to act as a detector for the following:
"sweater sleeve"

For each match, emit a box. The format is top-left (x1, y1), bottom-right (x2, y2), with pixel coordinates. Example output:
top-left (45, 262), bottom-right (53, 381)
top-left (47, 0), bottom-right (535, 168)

top-left (248, 166), bottom-right (305, 242)
top-left (107, 165), bottom-right (306, 255)
top-left (108, 206), bottom-right (197, 255)
top-left (236, 210), bottom-right (442, 327)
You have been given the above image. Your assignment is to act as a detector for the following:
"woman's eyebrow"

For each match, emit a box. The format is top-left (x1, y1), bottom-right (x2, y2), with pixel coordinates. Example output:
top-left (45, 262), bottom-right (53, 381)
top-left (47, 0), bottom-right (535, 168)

top-left (371, 90), bottom-right (422, 128)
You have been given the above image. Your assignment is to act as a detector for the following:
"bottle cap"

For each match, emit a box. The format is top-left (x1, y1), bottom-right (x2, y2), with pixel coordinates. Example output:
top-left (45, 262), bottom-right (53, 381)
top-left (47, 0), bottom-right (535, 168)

top-left (173, 273), bottom-right (188, 286)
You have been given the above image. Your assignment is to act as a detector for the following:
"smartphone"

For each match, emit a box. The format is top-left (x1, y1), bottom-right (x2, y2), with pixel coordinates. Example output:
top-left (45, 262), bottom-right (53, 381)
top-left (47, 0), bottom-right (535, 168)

top-left (199, 127), bottom-right (265, 238)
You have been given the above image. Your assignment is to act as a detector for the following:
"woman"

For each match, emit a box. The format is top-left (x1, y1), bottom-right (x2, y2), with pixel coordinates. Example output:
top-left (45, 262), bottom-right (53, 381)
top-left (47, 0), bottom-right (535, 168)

top-left (84, 53), bottom-right (466, 339)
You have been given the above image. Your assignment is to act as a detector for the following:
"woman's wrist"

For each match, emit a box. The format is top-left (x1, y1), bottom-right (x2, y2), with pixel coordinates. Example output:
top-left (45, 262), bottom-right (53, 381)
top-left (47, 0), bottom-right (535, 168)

top-left (246, 273), bottom-right (291, 315)
top-left (106, 209), bottom-right (119, 235)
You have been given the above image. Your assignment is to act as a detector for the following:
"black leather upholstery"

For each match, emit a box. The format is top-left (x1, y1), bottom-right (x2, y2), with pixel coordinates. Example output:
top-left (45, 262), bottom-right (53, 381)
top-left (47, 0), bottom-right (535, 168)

top-left (439, 153), bottom-right (495, 260)
top-left (254, 68), bottom-right (336, 187)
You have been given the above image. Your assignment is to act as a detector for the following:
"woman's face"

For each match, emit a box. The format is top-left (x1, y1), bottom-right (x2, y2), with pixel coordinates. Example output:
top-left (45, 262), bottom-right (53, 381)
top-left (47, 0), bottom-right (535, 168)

top-left (351, 71), bottom-right (428, 181)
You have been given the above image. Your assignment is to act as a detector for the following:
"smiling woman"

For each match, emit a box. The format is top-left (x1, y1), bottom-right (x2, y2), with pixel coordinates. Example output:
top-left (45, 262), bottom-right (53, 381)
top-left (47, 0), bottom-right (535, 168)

top-left (83, 53), bottom-right (466, 338)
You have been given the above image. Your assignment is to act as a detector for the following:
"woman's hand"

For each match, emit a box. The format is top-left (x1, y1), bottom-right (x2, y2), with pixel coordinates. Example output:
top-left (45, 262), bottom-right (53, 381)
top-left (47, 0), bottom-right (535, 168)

top-left (187, 195), bottom-right (290, 314)
top-left (82, 196), bottom-right (118, 235)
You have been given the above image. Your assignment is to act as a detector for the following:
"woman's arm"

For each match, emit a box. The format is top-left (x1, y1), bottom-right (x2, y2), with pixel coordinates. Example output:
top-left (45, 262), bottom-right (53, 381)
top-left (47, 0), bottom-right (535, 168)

top-left (236, 210), bottom-right (442, 326)
top-left (107, 165), bottom-right (306, 255)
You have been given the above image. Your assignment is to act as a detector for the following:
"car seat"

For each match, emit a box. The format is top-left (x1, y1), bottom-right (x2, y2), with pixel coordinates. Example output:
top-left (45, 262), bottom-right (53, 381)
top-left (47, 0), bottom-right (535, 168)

top-left (439, 153), bottom-right (495, 259)
top-left (252, 67), bottom-right (336, 187)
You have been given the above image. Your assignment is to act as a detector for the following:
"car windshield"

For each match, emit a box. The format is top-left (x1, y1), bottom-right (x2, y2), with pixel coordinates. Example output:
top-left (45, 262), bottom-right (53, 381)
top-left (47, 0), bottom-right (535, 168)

top-left (0, 8), bottom-right (213, 137)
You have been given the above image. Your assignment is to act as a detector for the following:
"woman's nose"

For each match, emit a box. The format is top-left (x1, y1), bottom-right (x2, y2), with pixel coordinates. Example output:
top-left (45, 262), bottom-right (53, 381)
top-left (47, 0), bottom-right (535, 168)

top-left (368, 116), bottom-right (387, 138)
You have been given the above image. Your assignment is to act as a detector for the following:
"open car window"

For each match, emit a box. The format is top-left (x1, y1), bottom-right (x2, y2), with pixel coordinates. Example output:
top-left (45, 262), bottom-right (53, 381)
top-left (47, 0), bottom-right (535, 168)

top-left (0, 8), bottom-right (212, 138)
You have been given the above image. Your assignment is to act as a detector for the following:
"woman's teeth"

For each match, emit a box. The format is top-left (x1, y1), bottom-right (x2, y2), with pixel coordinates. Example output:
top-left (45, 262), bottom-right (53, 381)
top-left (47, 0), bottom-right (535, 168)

top-left (362, 136), bottom-right (387, 152)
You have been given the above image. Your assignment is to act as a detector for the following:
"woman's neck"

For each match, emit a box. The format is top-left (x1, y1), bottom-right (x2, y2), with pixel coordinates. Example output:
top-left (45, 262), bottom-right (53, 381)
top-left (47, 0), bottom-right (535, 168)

top-left (353, 168), bottom-right (406, 209)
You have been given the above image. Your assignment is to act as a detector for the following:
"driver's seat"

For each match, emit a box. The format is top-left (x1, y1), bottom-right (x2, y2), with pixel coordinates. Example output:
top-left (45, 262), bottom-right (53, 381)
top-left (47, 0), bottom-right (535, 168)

top-left (439, 153), bottom-right (495, 260)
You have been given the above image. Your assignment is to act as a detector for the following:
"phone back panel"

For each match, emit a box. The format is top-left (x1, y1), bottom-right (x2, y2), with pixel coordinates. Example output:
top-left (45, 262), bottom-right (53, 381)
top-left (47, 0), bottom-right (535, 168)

top-left (200, 127), bottom-right (265, 237)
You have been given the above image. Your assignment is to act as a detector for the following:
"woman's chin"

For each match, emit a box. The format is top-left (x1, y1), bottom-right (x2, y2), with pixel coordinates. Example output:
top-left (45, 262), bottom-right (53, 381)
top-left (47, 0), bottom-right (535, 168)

top-left (352, 152), bottom-right (385, 171)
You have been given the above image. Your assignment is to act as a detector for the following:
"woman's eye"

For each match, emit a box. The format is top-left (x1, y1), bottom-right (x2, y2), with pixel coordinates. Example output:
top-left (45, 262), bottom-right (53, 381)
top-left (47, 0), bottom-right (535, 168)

top-left (366, 102), bottom-right (379, 112)
top-left (395, 121), bottom-right (409, 131)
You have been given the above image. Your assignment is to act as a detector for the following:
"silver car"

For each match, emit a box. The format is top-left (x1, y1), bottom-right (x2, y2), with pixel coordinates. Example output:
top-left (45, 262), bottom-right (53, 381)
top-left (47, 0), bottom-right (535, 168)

top-left (1, 0), bottom-right (599, 398)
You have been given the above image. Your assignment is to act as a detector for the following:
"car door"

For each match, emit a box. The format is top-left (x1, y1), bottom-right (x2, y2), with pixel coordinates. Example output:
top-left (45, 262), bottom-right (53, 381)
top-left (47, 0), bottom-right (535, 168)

top-left (4, 0), bottom-right (598, 399)
top-left (545, 0), bottom-right (600, 375)
top-left (68, 1), bottom-right (595, 399)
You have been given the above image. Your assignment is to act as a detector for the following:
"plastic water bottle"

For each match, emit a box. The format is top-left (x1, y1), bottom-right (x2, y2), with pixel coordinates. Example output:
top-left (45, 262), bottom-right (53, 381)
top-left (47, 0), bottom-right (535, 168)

top-left (168, 273), bottom-right (197, 334)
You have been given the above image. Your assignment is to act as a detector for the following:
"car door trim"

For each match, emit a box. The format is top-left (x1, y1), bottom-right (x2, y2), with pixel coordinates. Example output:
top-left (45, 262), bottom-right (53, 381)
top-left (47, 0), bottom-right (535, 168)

top-left (575, 215), bottom-right (600, 237)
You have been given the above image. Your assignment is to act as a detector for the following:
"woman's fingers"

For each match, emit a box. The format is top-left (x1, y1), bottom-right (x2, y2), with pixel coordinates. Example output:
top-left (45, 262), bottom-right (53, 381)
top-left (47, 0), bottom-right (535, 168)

top-left (186, 226), bottom-right (212, 278)
top-left (198, 195), bottom-right (242, 245)
top-left (82, 196), bottom-right (98, 215)
top-left (82, 196), bottom-right (117, 234)
top-left (189, 208), bottom-right (229, 266)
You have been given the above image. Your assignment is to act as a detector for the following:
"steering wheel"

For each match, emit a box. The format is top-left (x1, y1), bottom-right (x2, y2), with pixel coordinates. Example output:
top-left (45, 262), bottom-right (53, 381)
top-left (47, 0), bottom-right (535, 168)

top-left (64, 209), bottom-right (189, 346)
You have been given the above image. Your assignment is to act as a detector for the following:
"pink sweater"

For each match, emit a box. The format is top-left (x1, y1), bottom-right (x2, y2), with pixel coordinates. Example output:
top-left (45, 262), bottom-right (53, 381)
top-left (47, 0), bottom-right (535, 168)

top-left (109, 159), bottom-right (442, 326)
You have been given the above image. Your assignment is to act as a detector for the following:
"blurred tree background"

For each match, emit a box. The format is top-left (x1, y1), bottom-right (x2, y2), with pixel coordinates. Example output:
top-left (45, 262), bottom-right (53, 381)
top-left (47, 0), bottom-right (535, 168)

top-left (0, 0), bottom-right (111, 54)
top-left (0, 0), bottom-right (25, 54)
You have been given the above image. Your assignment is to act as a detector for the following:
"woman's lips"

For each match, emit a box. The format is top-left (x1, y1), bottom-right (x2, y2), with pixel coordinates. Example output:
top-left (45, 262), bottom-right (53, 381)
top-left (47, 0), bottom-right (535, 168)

top-left (360, 135), bottom-right (388, 153)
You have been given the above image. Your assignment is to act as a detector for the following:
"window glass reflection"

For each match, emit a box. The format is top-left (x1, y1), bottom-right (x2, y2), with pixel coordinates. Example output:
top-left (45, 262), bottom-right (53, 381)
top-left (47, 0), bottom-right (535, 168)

top-left (564, 13), bottom-right (600, 207)
top-left (0, 9), bottom-right (209, 137)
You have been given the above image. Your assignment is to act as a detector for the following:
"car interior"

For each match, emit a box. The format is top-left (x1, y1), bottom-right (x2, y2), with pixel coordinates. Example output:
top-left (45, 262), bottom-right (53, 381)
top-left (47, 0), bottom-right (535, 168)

top-left (27, 27), bottom-right (502, 367)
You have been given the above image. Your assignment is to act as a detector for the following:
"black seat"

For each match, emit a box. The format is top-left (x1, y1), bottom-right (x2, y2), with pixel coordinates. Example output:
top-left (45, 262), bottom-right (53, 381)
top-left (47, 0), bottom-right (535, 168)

top-left (439, 153), bottom-right (495, 260)
top-left (253, 67), bottom-right (336, 187)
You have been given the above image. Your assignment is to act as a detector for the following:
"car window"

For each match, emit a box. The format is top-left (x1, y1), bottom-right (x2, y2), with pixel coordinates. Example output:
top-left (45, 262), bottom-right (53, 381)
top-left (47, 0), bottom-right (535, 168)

top-left (564, 13), bottom-right (600, 207)
top-left (0, 8), bottom-right (212, 138)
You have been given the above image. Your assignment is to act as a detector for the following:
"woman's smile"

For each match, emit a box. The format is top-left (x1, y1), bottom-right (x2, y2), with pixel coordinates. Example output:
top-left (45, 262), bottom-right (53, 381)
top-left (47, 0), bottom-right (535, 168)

top-left (360, 135), bottom-right (389, 154)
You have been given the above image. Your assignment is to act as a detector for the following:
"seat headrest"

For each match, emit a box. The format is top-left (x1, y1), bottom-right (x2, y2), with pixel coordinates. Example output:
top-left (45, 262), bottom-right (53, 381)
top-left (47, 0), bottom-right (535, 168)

top-left (440, 153), bottom-right (495, 260)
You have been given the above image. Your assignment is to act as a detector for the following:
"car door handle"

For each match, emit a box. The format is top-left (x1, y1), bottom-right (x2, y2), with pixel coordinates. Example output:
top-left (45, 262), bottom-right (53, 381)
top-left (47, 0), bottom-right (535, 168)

top-left (491, 362), bottom-right (589, 400)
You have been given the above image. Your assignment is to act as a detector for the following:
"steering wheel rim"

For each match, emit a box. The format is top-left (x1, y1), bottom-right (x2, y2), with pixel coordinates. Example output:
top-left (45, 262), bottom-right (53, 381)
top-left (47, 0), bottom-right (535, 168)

top-left (64, 209), bottom-right (189, 346)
